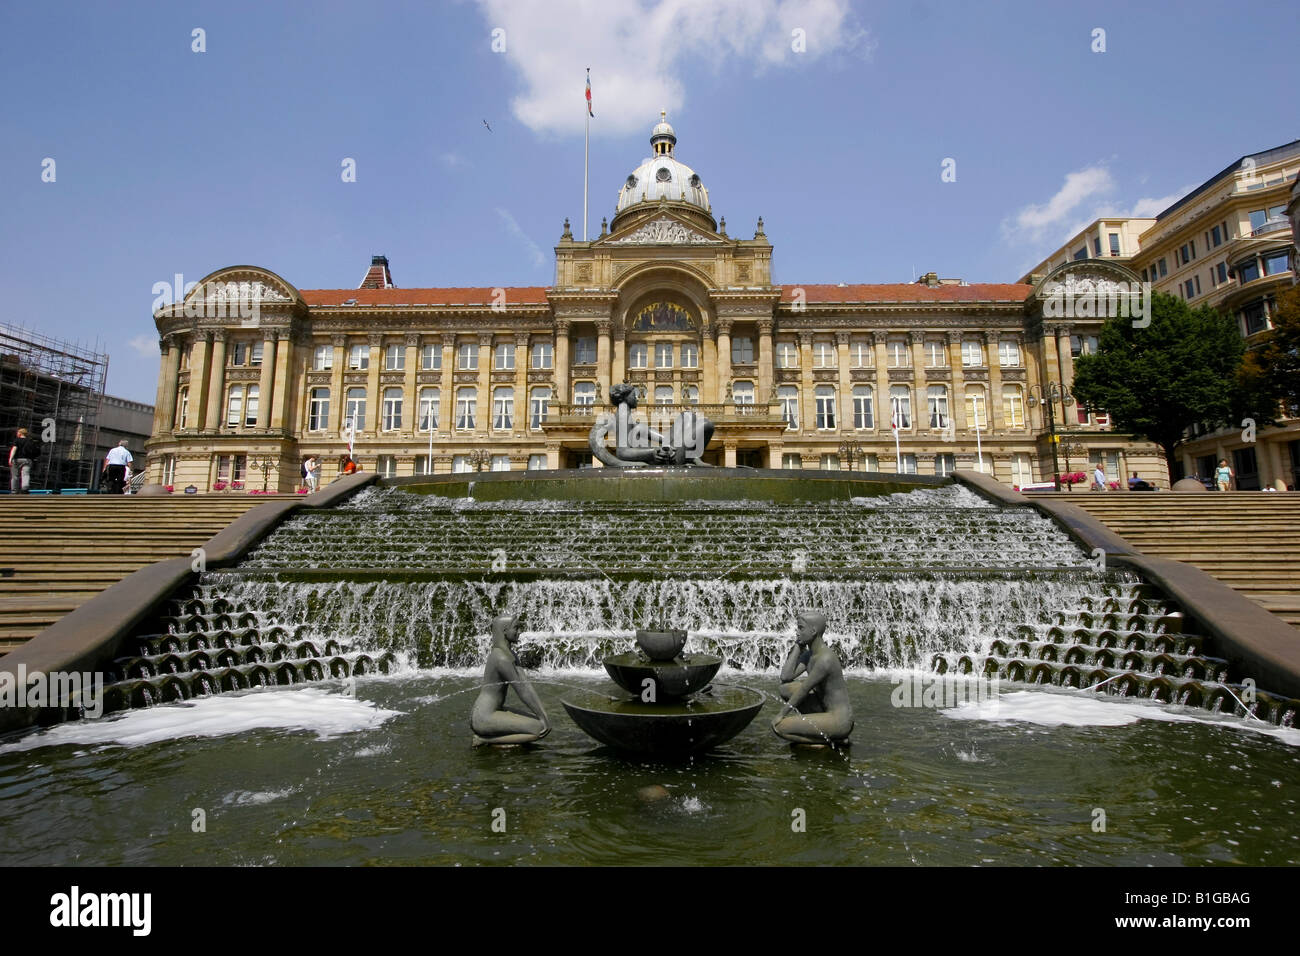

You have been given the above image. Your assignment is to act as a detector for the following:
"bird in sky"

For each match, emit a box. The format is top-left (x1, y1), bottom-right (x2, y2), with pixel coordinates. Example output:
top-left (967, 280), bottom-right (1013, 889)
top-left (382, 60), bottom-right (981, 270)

top-left (483, 119), bottom-right (492, 132)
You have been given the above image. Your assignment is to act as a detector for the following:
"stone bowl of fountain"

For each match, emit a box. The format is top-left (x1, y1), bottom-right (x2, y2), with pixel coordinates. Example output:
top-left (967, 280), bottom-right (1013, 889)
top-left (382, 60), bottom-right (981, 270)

top-left (561, 627), bottom-right (763, 755)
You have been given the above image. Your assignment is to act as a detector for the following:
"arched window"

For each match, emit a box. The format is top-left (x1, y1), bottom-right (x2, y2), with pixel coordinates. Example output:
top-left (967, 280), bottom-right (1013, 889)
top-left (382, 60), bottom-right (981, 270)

top-left (382, 387), bottom-right (403, 430)
top-left (733, 381), bottom-right (755, 406)
top-left (344, 388), bottom-right (366, 434)
top-left (654, 385), bottom-right (674, 405)
top-left (815, 385), bottom-right (836, 430)
top-left (455, 388), bottom-right (476, 430)
top-left (964, 385), bottom-right (987, 431)
top-left (419, 387), bottom-right (439, 431)
top-left (492, 387), bottom-right (514, 430)
top-left (1002, 384), bottom-right (1025, 428)
top-left (225, 386), bottom-right (243, 427)
top-left (888, 385), bottom-right (911, 429)
top-left (926, 385), bottom-right (949, 429)
top-left (778, 385), bottom-right (799, 429)
top-left (529, 387), bottom-right (551, 428)
top-left (852, 386), bottom-right (873, 429)
top-left (176, 387), bottom-right (189, 429)
top-left (573, 382), bottom-right (596, 406)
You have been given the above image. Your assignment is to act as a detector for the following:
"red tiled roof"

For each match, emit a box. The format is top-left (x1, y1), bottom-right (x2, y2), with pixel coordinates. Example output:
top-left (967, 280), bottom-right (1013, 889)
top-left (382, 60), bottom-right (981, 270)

top-left (301, 287), bottom-right (549, 307)
top-left (780, 283), bottom-right (1033, 304)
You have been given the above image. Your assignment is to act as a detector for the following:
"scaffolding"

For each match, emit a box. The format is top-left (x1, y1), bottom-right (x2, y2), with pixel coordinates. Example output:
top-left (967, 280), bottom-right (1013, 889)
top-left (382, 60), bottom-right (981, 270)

top-left (0, 323), bottom-right (108, 492)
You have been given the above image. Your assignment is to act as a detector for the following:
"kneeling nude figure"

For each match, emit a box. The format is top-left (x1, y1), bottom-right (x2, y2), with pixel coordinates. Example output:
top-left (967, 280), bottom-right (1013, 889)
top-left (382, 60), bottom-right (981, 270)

top-left (470, 615), bottom-right (551, 745)
top-left (772, 611), bottom-right (854, 744)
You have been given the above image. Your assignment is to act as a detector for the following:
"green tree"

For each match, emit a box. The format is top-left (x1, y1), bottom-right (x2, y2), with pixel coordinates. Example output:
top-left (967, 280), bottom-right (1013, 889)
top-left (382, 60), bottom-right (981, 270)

top-left (1071, 291), bottom-right (1245, 480)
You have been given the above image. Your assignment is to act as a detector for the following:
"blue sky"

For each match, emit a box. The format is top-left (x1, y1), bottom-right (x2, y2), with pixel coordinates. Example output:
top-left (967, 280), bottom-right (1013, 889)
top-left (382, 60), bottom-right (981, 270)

top-left (2, 0), bottom-right (1296, 404)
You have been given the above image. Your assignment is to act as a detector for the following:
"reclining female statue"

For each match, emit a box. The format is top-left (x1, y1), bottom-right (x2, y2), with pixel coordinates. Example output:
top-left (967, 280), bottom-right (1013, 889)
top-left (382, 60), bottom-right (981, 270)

top-left (588, 382), bottom-right (714, 467)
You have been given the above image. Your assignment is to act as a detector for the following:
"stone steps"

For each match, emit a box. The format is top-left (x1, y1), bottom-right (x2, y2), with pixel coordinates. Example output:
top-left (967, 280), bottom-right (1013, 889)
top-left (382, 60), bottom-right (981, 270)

top-left (1026, 492), bottom-right (1300, 627)
top-left (0, 495), bottom-right (296, 651)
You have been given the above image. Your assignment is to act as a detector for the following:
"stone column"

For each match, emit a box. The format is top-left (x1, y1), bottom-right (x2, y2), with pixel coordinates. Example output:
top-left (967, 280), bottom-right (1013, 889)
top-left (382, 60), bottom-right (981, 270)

top-left (188, 333), bottom-right (212, 432)
top-left (757, 319), bottom-right (774, 400)
top-left (909, 331), bottom-right (927, 431)
top-left (947, 331), bottom-right (966, 436)
top-left (1056, 325), bottom-right (1079, 426)
top-left (1036, 325), bottom-right (1062, 432)
top-left (476, 333), bottom-right (493, 436)
top-left (329, 334), bottom-right (346, 436)
top-left (767, 441), bottom-right (784, 469)
top-left (439, 334), bottom-right (455, 434)
top-left (256, 331), bottom-right (278, 429)
top-left (154, 335), bottom-right (181, 436)
top-left (365, 333), bottom-right (383, 434)
top-left (595, 320), bottom-right (612, 398)
top-left (514, 332), bottom-right (529, 433)
top-left (554, 320), bottom-right (571, 405)
top-left (798, 331), bottom-right (815, 432)
top-left (203, 330), bottom-right (228, 431)
top-left (985, 330), bottom-right (1005, 432)
top-left (716, 318), bottom-right (734, 397)
top-left (723, 440), bottom-right (738, 468)
top-left (271, 330), bottom-right (296, 432)
top-left (611, 319), bottom-right (626, 386)
top-left (403, 333), bottom-right (419, 437)
top-left (701, 326), bottom-right (719, 403)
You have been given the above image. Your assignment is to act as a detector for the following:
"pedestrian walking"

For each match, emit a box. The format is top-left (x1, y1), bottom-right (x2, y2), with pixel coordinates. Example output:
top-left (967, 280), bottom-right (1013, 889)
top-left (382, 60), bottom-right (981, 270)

top-left (304, 456), bottom-right (320, 493)
top-left (103, 440), bottom-right (133, 494)
top-left (8, 427), bottom-right (40, 494)
top-left (1215, 459), bottom-right (1234, 492)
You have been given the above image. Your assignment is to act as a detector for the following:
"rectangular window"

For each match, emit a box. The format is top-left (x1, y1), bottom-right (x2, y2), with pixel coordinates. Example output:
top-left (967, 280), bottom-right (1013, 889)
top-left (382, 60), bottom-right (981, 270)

top-left (1184, 278), bottom-right (1196, 298)
top-left (458, 343), bottom-right (479, 370)
top-left (349, 345), bottom-right (369, 370)
top-left (998, 339), bottom-right (1021, 367)
top-left (1002, 385), bottom-right (1025, 428)
top-left (217, 455), bottom-right (246, 481)
top-left (376, 455), bottom-right (397, 478)
top-left (961, 339), bottom-right (984, 367)
top-left (820, 453), bottom-right (840, 471)
top-left (1243, 303), bottom-right (1268, 335)
top-left (1216, 262), bottom-right (1228, 285)
top-left (527, 454), bottom-right (547, 470)
top-left (628, 343), bottom-right (648, 369)
top-left (654, 343), bottom-right (674, 368)
top-left (1011, 453), bottom-right (1033, 489)
top-left (654, 385), bottom-right (674, 405)
top-left (1158, 258), bottom-right (1168, 277)
top-left (680, 343), bottom-right (698, 368)
top-left (313, 345), bottom-right (333, 371)
top-left (421, 343), bottom-right (442, 370)
top-left (490, 455), bottom-right (511, 472)
top-left (530, 387), bottom-right (551, 428)
top-left (1211, 225), bottom-right (1222, 247)
top-left (494, 342), bottom-right (514, 371)
top-left (1108, 233), bottom-right (1121, 256)
top-left (899, 453), bottom-right (917, 475)
top-left (925, 338), bottom-right (947, 367)
top-left (452, 455), bottom-right (471, 474)
top-left (177, 388), bottom-right (189, 429)
top-left (778, 386), bottom-right (799, 430)
top-left (573, 382), bottom-right (596, 406)
top-left (1238, 259), bottom-right (1260, 283)
top-left (419, 388), bottom-right (439, 431)
top-left (415, 455), bottom-right (434, 476)
top-left (776, 340), bottom-right (799, 368)
top-left (1073, 247), bottom-right (1087, 261)
top-left (732, 382), bottom-right (754, 406)
top-left (782, 453), bottom-right (802, 470)
top-left (887, 337), bottom-right (909, 368)
top-left (385, 344), bottom-right (405, 371)
top-left (574, 337), bottom-right (596, 364)
top-left (926, 385), bottom-right (949, 429)
top-left (1179, 244), bottom-right (1190, 266)
top-left (1092, 238), bottom-right (1102, 257)
top-left (849, 336), bottom-right (871, 367)
top-left (225, 387), bottom-right (242, 427)
top-left (531, 342), bottom-right (553, 369)
top-left (230, 342), bottom-right (249, 366)
top-left (935, 453), bottom-right (955, 477)
top-left (852, 386), bottom-right (874, 429)
top-left (731, 337), bottom-right (754, 364)
top-left (812, 339), bottom-right (836, 368)
top-left (1264, 251), bottom-right (1290, 276)
top-left (344, 389), bottom-right (366, 433)
top-left (244, 385), bottom-right (259, 427)
top-left (1249, 209), bottom-right (1268, 232)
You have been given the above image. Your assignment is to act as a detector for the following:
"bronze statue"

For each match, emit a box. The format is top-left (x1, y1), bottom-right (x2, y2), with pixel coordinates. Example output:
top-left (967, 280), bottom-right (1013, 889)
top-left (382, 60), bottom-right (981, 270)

top-left (772, 611), bottom-right (854, 744)
top-left (470, 615), bottom-right (551, 745)
top-left (588, 381), bottom-right (714, 467)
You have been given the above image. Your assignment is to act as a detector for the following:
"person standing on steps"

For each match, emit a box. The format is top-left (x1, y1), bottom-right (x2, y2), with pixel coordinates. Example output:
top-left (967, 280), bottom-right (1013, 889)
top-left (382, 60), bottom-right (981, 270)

top-left (8, 427), bottom-right (40, 494)
top-left (102, 440), bottom-right (133, 494)
top-left (304, 456), bottom-right (320, 493)
top-left (1215, 458), bottom-right (1234, 492)
top-left (1092, 464), bottom-right (1107, 491)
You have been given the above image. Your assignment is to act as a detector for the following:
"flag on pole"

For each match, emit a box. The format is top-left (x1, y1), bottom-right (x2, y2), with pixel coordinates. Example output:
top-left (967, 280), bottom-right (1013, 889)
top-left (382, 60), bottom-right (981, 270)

top-left (586, 68), bottom-right (593, 117)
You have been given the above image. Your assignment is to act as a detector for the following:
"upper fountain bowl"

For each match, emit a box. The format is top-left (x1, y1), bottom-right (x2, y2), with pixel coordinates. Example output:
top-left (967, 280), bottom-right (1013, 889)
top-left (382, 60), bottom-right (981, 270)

top-left (636, 628), bottom-right (688, 661)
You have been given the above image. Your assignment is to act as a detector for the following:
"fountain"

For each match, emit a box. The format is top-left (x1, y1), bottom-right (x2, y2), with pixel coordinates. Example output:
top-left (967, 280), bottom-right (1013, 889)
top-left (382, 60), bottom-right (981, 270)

top-left (559, 624), bottom-right (764, 754)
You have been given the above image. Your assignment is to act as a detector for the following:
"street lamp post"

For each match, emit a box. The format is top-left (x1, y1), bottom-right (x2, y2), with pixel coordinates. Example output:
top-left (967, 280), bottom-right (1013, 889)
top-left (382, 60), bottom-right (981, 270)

top-left (1060, 440), bottom-right (1087, 492)
top-left (253, 456), bottom-right (276, 493)
top-left (468, 448), bottom-right (491, 473)
top-left (837, 439), bottom-right (864, 472)
top-left (1026, 382), bottom-right (1075, 490)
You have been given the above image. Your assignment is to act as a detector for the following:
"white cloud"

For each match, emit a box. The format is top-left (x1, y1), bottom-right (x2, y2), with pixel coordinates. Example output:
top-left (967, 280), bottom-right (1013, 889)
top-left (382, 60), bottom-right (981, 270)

top-left (1004, 165), bottom-right (1194, 248)
top-left (439, 151), bottom-right (468, 169)
top-left (475, 0), bottom-right (870, 136)
top-left (127, 334), bottom-right (157, 358)
top-left (496, 207), bottom-right (546, 269)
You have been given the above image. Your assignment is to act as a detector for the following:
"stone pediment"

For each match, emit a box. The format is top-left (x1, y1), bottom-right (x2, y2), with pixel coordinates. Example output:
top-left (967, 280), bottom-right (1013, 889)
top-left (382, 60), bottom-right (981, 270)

top-left (606, 216), bottom-right (722, 246)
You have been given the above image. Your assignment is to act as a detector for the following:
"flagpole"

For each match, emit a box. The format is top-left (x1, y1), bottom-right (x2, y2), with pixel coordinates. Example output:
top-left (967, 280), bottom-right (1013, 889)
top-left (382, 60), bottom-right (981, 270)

top-left (583, 73), bottom-right (589, 241)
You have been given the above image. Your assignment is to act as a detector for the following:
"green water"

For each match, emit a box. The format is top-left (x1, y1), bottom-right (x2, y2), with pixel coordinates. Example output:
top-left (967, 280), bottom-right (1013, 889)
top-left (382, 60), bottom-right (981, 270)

top-left (2, 674), bottom-right (1296, 866)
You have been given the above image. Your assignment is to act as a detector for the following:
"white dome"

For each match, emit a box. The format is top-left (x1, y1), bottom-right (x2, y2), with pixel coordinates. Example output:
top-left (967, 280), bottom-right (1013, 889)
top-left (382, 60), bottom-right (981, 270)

top-left (616, 155), bottom-right (710, 214)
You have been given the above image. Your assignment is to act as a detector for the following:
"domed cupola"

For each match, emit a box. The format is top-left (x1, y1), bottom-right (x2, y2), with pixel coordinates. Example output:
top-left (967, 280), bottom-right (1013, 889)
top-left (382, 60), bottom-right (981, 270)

top-left (610, 112), bottom-right (716, 235)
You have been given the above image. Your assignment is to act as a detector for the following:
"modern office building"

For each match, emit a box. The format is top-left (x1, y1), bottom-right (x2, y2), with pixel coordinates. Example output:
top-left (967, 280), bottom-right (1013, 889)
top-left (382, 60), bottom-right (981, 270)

top-left (146, 118), bottom-right (1166, 492)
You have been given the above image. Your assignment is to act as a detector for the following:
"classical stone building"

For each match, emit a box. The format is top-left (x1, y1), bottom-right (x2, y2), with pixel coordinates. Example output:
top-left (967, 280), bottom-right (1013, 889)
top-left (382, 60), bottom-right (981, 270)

top-left (1022, 139), bottom-right (1300, 490)
top-left (146, 118), bottom-right (1163, 492)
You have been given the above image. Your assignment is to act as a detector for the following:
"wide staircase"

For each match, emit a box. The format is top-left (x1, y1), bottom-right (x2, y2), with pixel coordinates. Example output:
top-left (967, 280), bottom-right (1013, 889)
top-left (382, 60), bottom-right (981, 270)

top-left (0, 495), bottom-right (296, 654)
top-left (1026, 491), bottom-right (1300, 628)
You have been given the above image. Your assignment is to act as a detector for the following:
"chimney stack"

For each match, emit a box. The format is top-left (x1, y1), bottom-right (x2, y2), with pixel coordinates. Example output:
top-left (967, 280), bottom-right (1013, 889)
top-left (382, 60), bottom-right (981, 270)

top-left (359, 255), bottom-right (394, 289)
